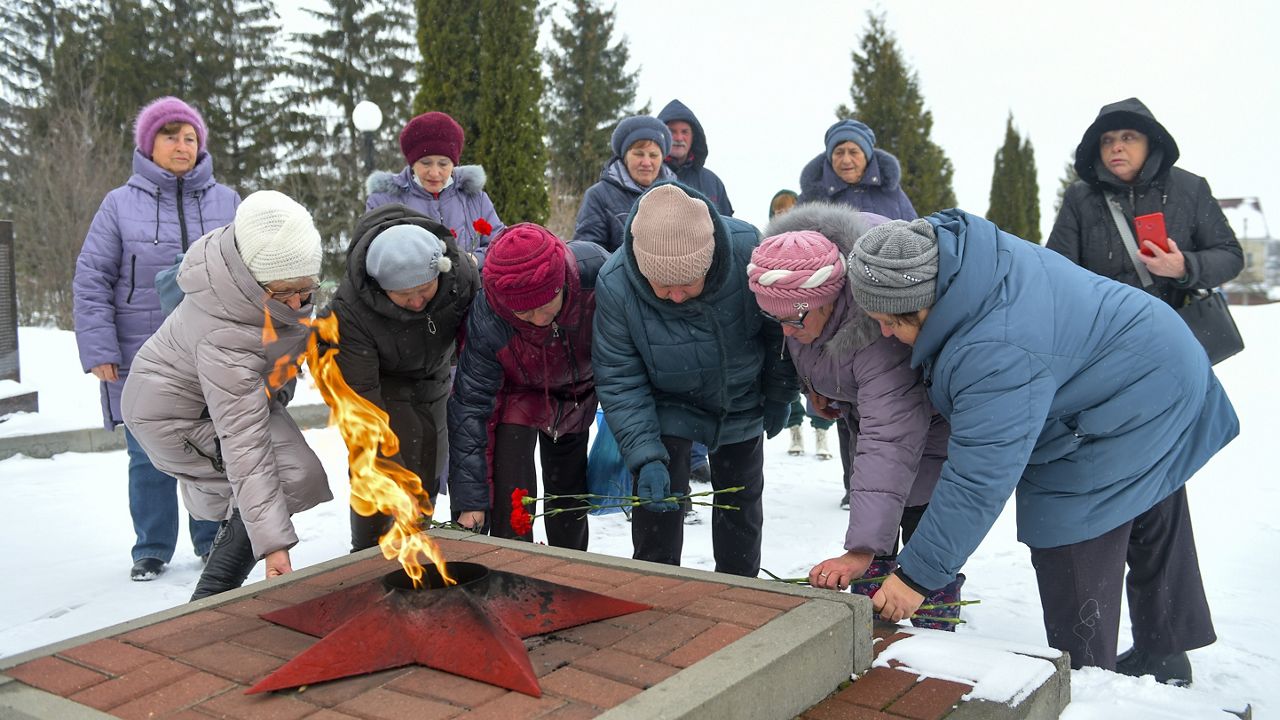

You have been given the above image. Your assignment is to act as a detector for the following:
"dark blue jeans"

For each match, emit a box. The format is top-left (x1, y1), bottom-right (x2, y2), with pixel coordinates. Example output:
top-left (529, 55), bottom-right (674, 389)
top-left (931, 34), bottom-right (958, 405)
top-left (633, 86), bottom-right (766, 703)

top-left (125, 428), bottom-right (219, 563)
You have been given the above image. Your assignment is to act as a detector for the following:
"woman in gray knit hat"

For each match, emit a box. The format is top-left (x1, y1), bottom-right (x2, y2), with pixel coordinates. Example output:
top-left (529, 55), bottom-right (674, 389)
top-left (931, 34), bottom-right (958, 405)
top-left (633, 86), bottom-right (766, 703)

top-left (848, 211), bottom-right (1237, 686)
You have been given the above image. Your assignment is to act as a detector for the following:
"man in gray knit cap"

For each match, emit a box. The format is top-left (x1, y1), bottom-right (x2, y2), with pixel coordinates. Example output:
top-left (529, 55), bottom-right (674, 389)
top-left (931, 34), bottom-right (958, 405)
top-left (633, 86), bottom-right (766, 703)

top-left (592, 182), bottom-right (797, 578)
top-left (845, 210), bottom-right (1236, 686)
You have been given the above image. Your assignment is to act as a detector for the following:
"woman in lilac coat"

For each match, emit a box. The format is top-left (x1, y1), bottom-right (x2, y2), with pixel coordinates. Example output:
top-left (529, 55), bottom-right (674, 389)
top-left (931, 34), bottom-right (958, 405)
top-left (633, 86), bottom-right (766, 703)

top-left (365, 111), bottom-right (503, 262)
top-left (73, 96), bottom-right (240, 581)
top-left (749, 202), bottom-right (961, 629)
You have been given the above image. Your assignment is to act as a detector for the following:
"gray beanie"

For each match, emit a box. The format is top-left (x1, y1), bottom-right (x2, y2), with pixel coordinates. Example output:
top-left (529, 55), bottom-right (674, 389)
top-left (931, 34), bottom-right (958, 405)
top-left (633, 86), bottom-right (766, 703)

top-left (611, 116), bottom-right (672, 158)
top-left (848, 219), bottom-right (939, 315)
top-left (366, 224), bottom-right (451, 291)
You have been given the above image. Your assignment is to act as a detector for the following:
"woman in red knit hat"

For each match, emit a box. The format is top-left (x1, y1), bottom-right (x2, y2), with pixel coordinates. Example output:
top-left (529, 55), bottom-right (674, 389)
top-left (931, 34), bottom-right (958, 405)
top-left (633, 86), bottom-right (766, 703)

top-left (365, 111), bottom-right (504, 263)
top-left (447, 224), bottom-right (610, 549)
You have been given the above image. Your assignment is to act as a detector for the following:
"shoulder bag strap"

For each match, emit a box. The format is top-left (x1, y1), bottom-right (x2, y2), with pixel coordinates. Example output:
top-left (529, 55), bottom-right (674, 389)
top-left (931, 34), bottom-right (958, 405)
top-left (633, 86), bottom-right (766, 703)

top-left (1104, 192), bottom-right (1155, 288)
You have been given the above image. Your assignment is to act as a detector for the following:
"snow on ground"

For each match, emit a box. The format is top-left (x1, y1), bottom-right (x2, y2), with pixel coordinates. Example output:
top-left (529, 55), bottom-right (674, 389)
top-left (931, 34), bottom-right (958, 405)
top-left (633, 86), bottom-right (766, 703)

top-left (1, 308), bottom-right (1277, 717)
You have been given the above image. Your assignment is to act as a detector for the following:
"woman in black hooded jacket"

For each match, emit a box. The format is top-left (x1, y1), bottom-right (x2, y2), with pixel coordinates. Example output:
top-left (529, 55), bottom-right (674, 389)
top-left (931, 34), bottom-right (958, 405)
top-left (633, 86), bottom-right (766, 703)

top-left (326, 203), bottom-right (480, 551)
top-left (1047, 97), bottom-right (1242, 310)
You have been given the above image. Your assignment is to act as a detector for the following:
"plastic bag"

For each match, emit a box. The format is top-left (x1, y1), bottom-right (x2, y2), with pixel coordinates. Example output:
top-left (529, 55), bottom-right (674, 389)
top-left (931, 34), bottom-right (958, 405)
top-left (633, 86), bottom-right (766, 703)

top-left (585, 410), bottom-right (630, 515)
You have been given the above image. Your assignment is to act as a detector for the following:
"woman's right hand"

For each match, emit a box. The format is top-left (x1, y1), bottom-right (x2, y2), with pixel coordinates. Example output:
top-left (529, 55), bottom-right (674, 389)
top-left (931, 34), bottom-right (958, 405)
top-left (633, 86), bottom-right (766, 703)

top-left (808, 390), bottom-right (841, 420)
top-left (458, 511), bottom-right (486, 530)
top-left (90, 363), bottom-right (119, 382)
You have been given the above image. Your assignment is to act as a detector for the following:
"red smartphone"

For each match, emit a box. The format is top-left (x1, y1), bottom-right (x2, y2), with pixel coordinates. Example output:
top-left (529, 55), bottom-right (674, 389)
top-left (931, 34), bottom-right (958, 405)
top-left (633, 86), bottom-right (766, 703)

top-left (1134, 212), bottom-right (1170, 256)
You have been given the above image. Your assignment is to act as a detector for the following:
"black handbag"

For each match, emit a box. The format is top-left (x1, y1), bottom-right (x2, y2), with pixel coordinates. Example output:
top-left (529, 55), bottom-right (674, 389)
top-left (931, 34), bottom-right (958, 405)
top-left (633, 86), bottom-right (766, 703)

top-left (1176, 289), bottom-right (1245, 365)
top-left (1105, 196), bottom-right (1244, 365)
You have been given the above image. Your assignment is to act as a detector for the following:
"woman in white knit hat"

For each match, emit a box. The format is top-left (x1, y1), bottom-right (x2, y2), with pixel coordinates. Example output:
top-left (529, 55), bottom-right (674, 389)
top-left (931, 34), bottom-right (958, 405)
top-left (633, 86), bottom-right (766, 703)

top-left (122, 190), bottom-right (333, 600)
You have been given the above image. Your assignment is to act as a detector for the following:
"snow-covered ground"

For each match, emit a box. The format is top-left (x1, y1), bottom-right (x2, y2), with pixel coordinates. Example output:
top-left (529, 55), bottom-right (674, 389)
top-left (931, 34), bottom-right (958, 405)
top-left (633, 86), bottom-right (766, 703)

top-left (1, 309), bottom-right (1276, 717)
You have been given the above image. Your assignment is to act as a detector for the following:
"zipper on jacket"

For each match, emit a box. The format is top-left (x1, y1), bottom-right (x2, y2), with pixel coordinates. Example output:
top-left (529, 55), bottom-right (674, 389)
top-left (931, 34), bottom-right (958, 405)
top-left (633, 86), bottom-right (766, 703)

top-left (183, 436), bottom-right (226, 473)
top-left (176, 177), bottom-right (189, 250)
top-left (127, 255), bottom-right (137, 303)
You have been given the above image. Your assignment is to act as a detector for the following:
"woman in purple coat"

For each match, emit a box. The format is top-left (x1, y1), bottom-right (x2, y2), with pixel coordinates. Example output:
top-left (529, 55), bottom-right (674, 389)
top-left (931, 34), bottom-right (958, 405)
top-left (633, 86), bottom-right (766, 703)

top-left (365, 111), bottom-right (504, 262)
top-left (748, 202), bottom-right (962, 629)
top-left (73, 96), bottom-right (240, 581)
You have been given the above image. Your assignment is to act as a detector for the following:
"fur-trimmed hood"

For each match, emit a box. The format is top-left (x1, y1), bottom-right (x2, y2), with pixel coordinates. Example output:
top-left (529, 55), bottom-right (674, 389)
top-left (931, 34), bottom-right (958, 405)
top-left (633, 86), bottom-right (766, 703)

top-left (763, 201), bottom-right (885, 354)
top-left (365, 164), bottom-right (489, 198)
top-left (799, 147), bottom-right (903, 199)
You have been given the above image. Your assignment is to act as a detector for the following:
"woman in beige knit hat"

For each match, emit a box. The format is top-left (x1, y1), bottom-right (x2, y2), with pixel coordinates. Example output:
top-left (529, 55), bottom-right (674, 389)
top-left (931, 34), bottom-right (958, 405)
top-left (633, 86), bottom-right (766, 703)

top-left (122, 191), bottom-right (332, 601)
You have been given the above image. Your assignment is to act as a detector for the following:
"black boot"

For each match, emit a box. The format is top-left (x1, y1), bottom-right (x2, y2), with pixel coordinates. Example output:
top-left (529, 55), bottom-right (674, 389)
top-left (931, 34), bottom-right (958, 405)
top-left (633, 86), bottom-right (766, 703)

top-left (350, 507), bottom-right (393, 553)
top-left (190, 509), bottom-right (257, 601)
top-left (1115, 647), bottom-right (1193, 687)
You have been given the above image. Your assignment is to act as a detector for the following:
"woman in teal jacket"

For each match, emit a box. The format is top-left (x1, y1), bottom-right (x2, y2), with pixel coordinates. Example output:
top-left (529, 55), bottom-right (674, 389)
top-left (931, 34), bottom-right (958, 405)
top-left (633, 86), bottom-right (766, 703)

top-left (592, 182), bottom-right (796, 577)
top-left (850, 210), bottom-right (1237, 686)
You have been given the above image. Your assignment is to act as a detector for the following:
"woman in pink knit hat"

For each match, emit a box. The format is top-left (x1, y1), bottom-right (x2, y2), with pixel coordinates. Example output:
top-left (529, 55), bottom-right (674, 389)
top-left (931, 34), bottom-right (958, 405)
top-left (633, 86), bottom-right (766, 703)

top-left (749, 202), bottom-right (963, 630)
top-left (447, 224), bottom-right (610, 549)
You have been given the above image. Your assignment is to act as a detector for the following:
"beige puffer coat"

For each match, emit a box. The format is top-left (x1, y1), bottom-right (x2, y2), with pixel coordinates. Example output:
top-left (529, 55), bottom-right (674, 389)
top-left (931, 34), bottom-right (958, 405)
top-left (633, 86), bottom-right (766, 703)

top-left (122, 224), bottom-right (332, 559)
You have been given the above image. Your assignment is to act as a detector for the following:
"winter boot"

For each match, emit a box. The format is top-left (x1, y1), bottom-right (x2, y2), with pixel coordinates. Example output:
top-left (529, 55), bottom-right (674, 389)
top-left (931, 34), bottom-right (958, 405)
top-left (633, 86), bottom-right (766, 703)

top-left (814, 427), bottom-right (832, 460)
top-left (130, 557), bottom-right (166, 581)
top-left (190, 509), bottom-right (257, 601)
top-left (1115, 648), bottom-right (1193, 687)
top-left (911, 573), bottom-right (966, 631)
top-left (788, 426), bottom-right (805, 455)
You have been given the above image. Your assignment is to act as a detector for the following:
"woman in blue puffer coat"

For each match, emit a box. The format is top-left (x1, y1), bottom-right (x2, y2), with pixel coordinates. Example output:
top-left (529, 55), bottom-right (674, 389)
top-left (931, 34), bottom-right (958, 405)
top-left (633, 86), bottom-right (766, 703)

top-left (366, 111), bottom-right (504, 263)
top-left (851, 210), bottom-right (1238, 686)
top-left (73, 96), bottom-right (239, 582)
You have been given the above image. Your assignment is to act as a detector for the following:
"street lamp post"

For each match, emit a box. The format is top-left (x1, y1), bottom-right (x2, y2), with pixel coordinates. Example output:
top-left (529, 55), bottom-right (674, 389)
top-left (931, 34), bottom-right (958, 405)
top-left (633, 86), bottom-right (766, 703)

top-left (351, 101), bottom-right (384, 177)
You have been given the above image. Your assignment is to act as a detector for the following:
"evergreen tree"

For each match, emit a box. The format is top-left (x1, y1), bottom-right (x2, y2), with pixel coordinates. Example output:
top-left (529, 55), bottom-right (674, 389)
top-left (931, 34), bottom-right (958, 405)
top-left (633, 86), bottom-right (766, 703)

top-left (284, 0), bottom-right (416, 280)
top-left (543, 0), bottom-right (640, 200)
top-left (837, 11), bottom-right (956, 214)
top-left (1055, 158), bottom-right (1080, 215)
top-left (471, 0), bottom-right (548, 224)
top-left (987, 113), bottom-right (1041, 243)
top-left (413, 0), bottom-right (479, 134)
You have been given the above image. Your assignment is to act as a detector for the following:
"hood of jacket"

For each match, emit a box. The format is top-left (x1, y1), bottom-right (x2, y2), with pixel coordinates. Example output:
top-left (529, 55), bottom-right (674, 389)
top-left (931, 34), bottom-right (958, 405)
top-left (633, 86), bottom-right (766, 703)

top-left (799, 147), bottom-right (903, 199)
top-left (341, 203), bottom-right (464, 323)
top-left (127, 148), bottom-right (220, 196)
top-left (658, 99), bottom-right (710, 170)
top-left (763, 201), bottom-right (885, 354)
top-left (365, 164), bottom-right (489, 199)
top-left (177, 223), bottom-right (314, 331)
top-left (1074, 97), bottom-right (1180, 189)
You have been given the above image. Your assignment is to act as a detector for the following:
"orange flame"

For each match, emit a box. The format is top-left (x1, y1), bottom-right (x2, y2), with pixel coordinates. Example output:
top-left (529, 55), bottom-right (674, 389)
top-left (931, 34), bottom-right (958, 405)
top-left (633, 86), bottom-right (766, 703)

top-left (299, 314), bottom-right (452, 588)
top-left (262, 305), bottom-right (278, 346)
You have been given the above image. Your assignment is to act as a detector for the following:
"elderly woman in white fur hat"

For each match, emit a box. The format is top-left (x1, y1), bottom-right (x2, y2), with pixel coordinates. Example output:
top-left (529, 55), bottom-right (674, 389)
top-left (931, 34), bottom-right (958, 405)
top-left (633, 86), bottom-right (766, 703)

top-left (122, 190), bottom-right (333, 601)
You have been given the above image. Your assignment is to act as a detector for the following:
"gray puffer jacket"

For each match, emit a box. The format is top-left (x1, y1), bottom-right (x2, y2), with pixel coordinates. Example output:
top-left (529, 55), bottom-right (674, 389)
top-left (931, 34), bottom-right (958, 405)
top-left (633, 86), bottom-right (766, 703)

top-left (764, 202), bottom-right (949, 556)
top-left (121, 225), bottom-right (332, 559)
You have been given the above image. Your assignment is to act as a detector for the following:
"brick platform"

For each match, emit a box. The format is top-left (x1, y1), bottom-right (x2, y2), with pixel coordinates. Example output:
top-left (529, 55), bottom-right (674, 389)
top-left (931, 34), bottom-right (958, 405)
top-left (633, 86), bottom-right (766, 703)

top-left (0, 531), bottom-right (872, 720)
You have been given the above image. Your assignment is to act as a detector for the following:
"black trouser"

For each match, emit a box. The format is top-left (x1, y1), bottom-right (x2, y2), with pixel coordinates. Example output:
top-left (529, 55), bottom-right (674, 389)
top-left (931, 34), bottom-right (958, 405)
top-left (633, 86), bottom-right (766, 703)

top-left (1029, 486), bottom-right (1215, 670)
top-left (350, 397), bottom-right (444, 553)
top-left (488, 424), bottom-right (589, 551)
top-left (631, 435), bottom-right (764, 577)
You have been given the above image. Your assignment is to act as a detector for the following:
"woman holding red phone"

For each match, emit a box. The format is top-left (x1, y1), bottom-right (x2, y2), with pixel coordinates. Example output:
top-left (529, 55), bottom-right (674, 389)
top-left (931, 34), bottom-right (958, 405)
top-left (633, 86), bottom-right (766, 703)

top-left (1047, 97), bottom-right (1243, 311)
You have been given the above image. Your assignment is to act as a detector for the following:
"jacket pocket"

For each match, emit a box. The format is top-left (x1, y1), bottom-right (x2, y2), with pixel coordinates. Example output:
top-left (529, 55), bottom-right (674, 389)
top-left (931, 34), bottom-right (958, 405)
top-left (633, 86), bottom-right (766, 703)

top-left (126, 254), bottom-right (138, 304)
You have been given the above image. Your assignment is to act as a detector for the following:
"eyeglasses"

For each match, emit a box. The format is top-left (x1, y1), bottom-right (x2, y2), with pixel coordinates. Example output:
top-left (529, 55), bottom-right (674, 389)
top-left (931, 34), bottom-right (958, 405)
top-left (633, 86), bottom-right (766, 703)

top-left (264, 283), bottom-right (320, 301)
top-left (760, 308), bottom-right (808, 329)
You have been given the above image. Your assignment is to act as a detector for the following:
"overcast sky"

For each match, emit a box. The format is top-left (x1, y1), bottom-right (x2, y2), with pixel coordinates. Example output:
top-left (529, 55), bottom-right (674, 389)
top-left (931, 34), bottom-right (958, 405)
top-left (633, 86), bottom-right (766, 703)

top-left (284, 0), bottom-right (1279, 240)
top-left (602, 0), bottom-right (1279, 238)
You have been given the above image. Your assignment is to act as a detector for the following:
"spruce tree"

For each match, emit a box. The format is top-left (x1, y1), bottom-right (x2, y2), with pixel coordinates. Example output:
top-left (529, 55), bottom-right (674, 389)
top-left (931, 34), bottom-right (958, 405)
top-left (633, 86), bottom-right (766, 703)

top-left (413, 0), bottom-right (479, 135)
top-left (987, 114), bottom-right (1041, 243)
top-left (837, 12), bottom-right (956, 214)
top-left (471, 0), bottom-right (548, 224)
top-left (543, 0), bottom-right (640, 201)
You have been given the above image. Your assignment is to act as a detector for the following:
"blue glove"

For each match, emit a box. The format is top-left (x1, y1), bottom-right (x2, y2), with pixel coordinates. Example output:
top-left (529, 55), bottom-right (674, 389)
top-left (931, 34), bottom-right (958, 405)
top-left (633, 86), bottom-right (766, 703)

top-left (762, 399), bottom-right (791, 439)
top-left (637, 461), bottom-right (679, 512)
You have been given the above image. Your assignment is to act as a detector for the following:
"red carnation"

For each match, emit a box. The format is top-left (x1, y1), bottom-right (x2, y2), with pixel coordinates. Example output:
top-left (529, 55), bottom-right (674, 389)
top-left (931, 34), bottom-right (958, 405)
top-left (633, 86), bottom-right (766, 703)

top-left (510, 488), bottom-right (534, 536)
top-left (473, 218), bottom-right (493, 236)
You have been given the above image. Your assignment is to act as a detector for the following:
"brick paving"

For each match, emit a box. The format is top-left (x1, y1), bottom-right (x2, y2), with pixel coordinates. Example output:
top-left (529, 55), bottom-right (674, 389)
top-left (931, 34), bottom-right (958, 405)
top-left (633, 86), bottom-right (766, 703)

top-left (2, 537), bottom-right (821, 718)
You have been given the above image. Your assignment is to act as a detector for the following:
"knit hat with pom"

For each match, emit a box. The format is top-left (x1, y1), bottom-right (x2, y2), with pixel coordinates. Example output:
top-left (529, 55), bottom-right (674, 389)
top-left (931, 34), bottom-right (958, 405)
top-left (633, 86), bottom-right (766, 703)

top-left (629, 184), bottom-right (715, 287)
top-left (748, 230), bottom-right (846, 318)
top-left (234, 191), bottom-right (324, 283)
top-left (134, 96), bottom-right (207, 157)
top-left (399, 111), bottom-right (465, 165)
top-left (366, 224), bottom-right (452, 291)
top-left (482, 223), bottom-right (568, 312)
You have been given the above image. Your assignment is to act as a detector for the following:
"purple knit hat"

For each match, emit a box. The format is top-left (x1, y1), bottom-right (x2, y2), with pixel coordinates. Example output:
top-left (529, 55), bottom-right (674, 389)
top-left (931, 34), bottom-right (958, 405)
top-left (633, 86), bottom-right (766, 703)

top-left (747, 230), bottom-right (847, 318)
top-left (134, 97), bottom-right (207, 157)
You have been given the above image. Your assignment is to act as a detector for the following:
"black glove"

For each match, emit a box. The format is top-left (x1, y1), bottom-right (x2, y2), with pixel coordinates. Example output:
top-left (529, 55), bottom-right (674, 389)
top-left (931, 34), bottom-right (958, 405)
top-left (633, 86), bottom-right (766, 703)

top-left (762, 399), bottom-right (791, 439)
top-left (637, 461), bottom-right (678, 512)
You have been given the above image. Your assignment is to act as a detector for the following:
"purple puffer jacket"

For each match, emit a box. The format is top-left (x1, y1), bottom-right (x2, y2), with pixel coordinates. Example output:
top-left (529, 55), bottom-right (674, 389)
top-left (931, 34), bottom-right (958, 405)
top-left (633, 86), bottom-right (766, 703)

top-left (764, 202), bottom-right (948, 556)
top-left (73, 150), bottom-right (240, 429)
top-left (365, 165), bottom-right (504, 262)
